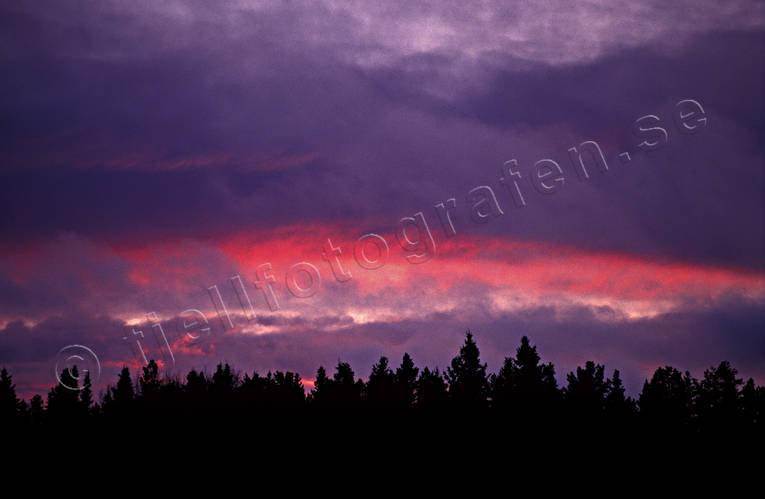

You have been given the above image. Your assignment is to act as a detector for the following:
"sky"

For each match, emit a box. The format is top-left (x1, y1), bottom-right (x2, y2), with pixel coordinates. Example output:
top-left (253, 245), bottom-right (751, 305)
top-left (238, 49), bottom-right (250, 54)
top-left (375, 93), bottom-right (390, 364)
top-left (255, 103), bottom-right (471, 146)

top-left (1, 0), bottom-right (764, 398)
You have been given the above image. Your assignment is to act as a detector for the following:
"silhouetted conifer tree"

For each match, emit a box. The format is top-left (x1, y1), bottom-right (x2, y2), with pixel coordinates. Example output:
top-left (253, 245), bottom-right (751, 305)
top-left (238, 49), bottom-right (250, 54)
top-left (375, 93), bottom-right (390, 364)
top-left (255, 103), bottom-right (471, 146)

top-left (394, 353), bottom-right (419, 408)
top-left (366, 356), bottom-right (396, 407)
top-left (212, 363), bottom-right (237, 392)
top-left (186, 368), bottom-right (208, 404)
top-left (310, 365), bottom-right (331, 408)
top-left (238, 370), bottom-right (304, 409)
top-left (79, 371), bottom-right (94, 418)
top-left (740, 378), bottom-right (763, 427)
top-left (416, 367), bottom-right (448, 408)
top-left (639, 366), bottom-right (696, 428)
top-left (114, 366), bottom-right (134, 402)
top-left (446, 331), bottom-right (489, 408)
top-left (46, 366), bottom-right (80, 422)
top-left (0, 367), bottom-right (22, 422)
top-left (139, 360), bottom-right (161, 399)
top-left (335, 361), bottom-right (363, 408)
top-left (696, 361), bottom-right (742, 430)
top-left (1, 332), bottom-right (762, 431)
top-left (491, 336), bottom-right (558, 414)
top-left (310, 362), bottom-right (363, 408)
top-left (269, 371), bottom-right (305, 408)
top-left (565, 361), bottom-right (609, 419)
top-left (604, 369), bottom-right (636, 420)
top-left (239, 371), bottom-right (269, 404)
top-left (102, 366), bottom-right (135, 418)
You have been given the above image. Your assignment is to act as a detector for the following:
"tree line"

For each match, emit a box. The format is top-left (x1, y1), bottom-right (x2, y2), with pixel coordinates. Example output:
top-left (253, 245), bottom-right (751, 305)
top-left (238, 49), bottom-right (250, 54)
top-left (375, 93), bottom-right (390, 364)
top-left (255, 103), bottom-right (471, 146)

top-left (1, 332), bottom-right (763, 432)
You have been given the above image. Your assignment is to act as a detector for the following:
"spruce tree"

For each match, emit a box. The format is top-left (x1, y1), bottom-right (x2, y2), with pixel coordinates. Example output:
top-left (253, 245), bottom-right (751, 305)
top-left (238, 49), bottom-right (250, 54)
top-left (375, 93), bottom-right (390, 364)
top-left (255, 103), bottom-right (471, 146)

top-left (0, 367), bottom-right (22, 421)
top-left (416, 367), bottom-right (448, 408)
top-left (604, 369), bottom-right (636, 419)
top-left (394, 353), bottom-right (419, 408)
top-left (445, 331), bottom-right (489, 407)
top-left (113, 366), bottom-right (135, 406)
top-left (366, 356), bottom-right (396, 407)
top-left (47, 366), bottom-right (80, 421)
top-left (565, 361), bottom-right (609, 417)
top-left (491, 336), bottom-right (558, 412)
top-left (80, 371), bottom-right (94, 417)
top-left (696, 361), bottom-right (742, 429)
top-left (639, 366), bottom-right (696, 427)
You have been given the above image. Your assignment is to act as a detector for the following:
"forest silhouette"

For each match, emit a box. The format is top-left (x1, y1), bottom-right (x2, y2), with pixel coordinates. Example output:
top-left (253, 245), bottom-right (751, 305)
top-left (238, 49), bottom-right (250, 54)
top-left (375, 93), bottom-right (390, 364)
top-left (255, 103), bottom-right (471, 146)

top-left (1, 332), bottom-right (763, 434)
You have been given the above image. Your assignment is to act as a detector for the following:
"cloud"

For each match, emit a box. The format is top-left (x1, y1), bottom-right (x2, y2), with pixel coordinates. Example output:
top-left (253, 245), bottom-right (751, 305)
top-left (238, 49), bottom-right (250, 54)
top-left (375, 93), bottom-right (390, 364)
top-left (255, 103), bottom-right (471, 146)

top-left (1, 1), bottom-right (763, 401)
top-left (2, 293), bottom-right (763, 400)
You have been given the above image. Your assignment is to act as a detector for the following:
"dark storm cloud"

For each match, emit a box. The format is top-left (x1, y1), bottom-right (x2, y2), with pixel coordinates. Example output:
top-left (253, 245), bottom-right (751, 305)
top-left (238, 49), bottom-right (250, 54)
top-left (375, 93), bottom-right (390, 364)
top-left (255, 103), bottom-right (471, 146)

top-left (0, 233), bottom-right (138, 318)
top-left (1, 1), bottom-right (762, 273)
top-left (349, 30), bottom-right (765, 270)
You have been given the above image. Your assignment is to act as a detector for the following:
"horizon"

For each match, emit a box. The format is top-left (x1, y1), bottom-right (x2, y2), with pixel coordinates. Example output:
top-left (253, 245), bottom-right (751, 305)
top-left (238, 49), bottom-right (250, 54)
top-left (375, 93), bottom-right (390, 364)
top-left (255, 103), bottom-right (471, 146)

top-left (1, 0), bottom-right (764, 404)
